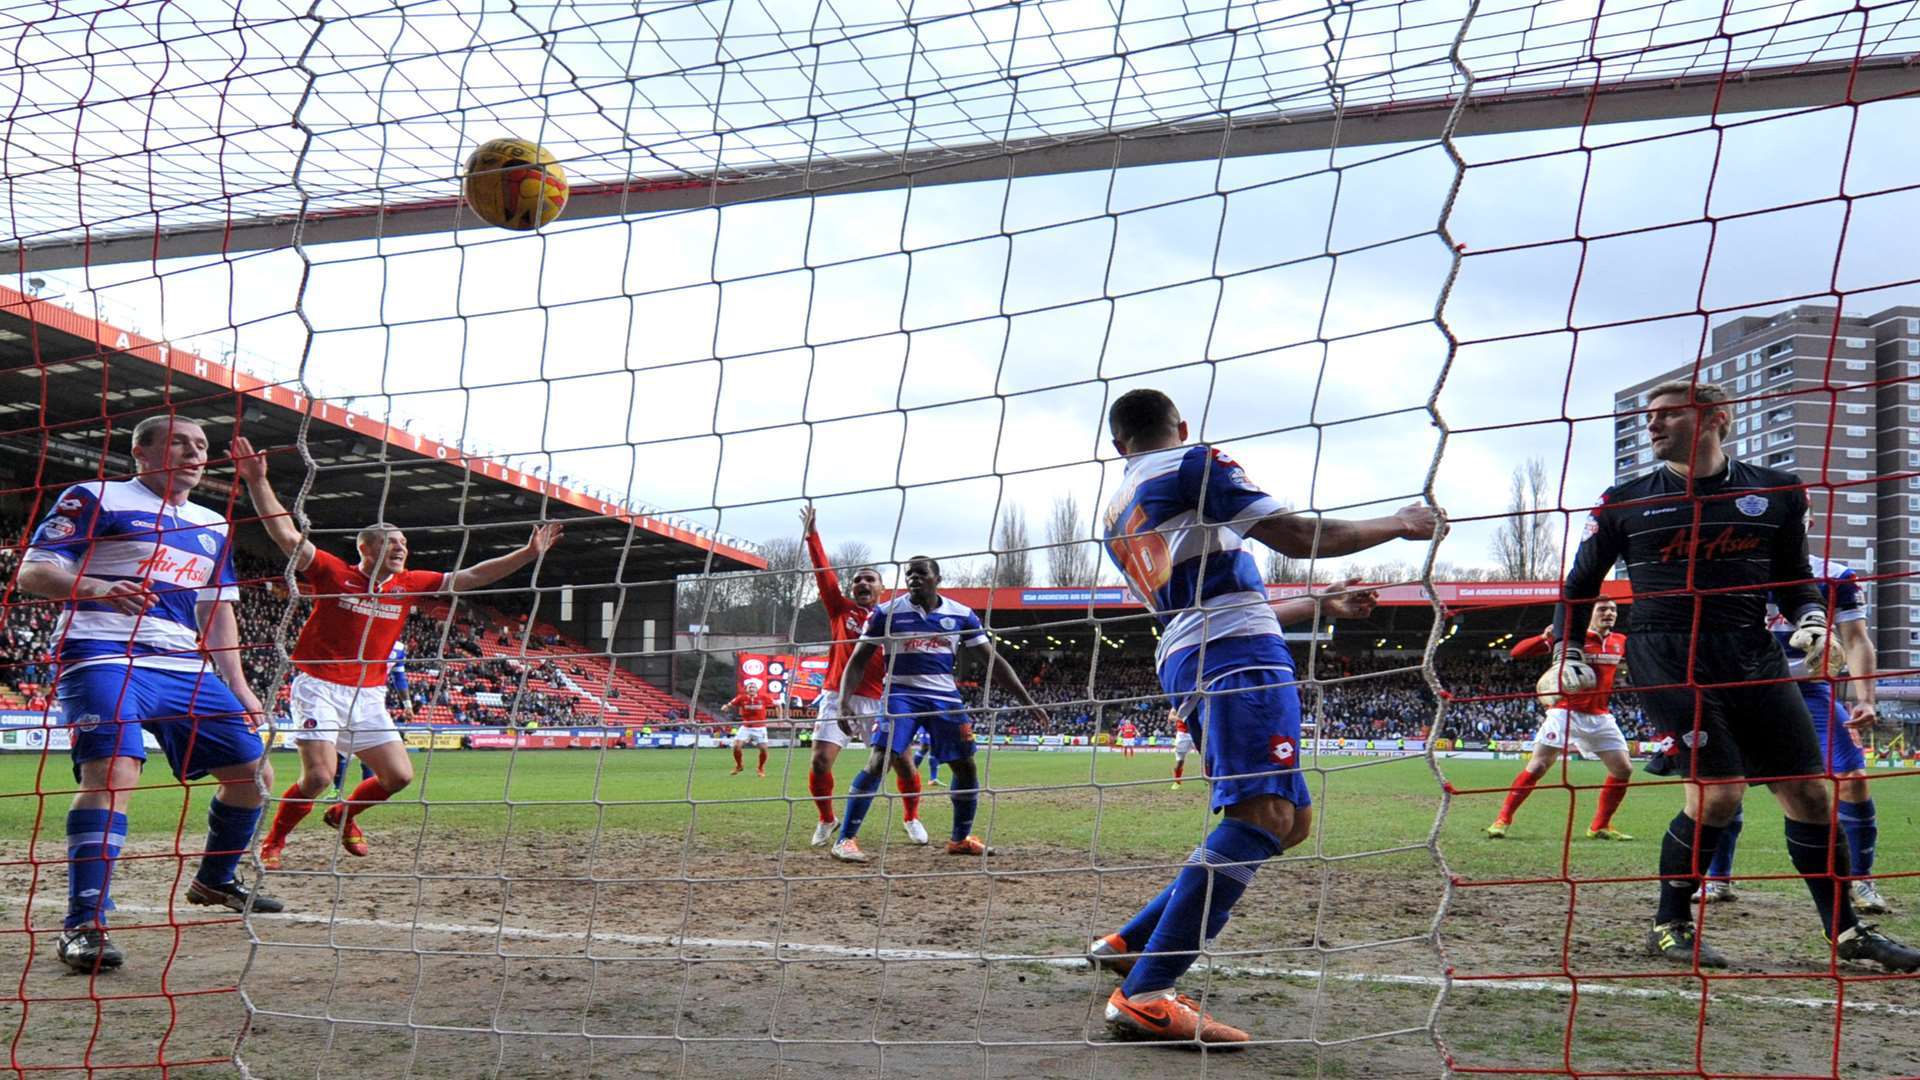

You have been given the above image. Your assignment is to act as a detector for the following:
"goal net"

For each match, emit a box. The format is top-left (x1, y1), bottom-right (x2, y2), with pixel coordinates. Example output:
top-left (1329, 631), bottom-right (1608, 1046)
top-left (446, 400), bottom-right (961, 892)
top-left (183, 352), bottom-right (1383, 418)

top-left (2, 0), bottom-right (1918, 1076)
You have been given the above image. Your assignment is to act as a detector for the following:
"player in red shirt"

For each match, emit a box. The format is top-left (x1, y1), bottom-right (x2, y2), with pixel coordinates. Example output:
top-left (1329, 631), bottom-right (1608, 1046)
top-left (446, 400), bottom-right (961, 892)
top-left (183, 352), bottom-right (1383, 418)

top-left (1487, 597), bottom-right (1634, 841)
top-left (1116, 718), bottom-right (1139, 758)
top-left (799, 507), bottom-right (927, 847)
top-left (234, 438), bottom-right (563, 868)
top-left (1168, 711), bottom-right (1195, 788)
top-left (724, 678), bottom-right (782, 776)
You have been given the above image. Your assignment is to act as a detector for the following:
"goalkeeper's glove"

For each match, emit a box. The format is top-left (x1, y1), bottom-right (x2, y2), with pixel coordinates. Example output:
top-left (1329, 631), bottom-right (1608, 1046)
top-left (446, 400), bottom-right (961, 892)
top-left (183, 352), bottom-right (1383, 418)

top-left (1788, 610), bottom-right (1847, 676)
top-left (1536, 644), bottom-right (1597, 706)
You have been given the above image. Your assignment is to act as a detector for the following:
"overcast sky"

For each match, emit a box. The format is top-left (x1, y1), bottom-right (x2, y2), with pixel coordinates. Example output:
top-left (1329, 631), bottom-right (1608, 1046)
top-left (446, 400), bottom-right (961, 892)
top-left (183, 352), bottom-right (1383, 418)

top-left (20, 0), bottom-right (1920, 584)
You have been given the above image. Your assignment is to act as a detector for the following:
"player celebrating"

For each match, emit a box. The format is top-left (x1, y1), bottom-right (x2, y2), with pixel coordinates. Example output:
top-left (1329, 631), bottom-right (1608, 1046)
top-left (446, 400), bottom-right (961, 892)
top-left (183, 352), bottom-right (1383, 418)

top-left (1555, 379), bottom-right (1915, 971)
top-left (1168, 709), bottom-right (1194, 789)
top-left (1088, 389), bottom-right (1438, 1043)
top-left (1115, 717), bottom-right (1139, 757)
top-left (15, 415), bottom-right (283, 974)
top-left (232, 436), bottom-right (562, 868)
top-left (1701, 531), bottom-right (1886, 910)
top-left (826, 555), bottom-right (1047, 862)
top-left (724, 677), bottom-right (780, 776)
top-left (799, 507), bottom-right (927, 847)
top-left (1484, 598), bottom-right (1634, 841)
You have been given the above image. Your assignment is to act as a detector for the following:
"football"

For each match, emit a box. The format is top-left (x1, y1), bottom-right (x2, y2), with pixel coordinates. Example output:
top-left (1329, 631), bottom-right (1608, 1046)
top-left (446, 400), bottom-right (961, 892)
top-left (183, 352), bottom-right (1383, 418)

top-left (462, 137), bottom-right (568, 231)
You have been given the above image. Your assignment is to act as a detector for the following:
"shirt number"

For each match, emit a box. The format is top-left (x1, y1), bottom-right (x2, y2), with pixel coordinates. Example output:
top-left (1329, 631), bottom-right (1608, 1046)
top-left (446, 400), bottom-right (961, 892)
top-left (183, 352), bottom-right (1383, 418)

top-left (1107, 505), bottom-right (1172, 601)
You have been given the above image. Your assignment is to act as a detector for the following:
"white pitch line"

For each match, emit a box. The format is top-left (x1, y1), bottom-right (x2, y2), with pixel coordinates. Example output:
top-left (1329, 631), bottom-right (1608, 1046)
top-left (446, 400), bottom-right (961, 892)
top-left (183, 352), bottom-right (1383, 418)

top-left (12, 893), bottom-right (1920, 1018)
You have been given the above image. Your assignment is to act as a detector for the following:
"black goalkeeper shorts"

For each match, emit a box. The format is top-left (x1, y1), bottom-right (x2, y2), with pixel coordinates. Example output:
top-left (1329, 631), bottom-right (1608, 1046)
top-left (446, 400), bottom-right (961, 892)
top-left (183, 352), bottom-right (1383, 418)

top-left (1626, 628), bottom-right (1821, 782)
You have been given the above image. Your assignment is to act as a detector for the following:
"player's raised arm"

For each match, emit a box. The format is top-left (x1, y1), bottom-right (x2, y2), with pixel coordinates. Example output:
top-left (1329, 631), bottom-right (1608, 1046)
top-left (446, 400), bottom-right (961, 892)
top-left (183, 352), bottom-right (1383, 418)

top-left (446, 523), bottom-right (564, 593)
top-left (800, 506), bottom-right (843, 605)
top-left (230, 436), bottom-right (316, 573)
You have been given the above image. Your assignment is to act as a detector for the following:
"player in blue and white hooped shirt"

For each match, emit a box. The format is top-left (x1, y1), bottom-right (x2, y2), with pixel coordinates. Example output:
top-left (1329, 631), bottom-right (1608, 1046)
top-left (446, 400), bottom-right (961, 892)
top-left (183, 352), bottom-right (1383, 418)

top-left (827, 555), bottom-right (1047, 863)
top-left (1089, 389), bottom-right (1440, 1044)
top-left (13, 415), bottom-right (283, 975)
top-left (1702, 527), bottom-right (1888, 912)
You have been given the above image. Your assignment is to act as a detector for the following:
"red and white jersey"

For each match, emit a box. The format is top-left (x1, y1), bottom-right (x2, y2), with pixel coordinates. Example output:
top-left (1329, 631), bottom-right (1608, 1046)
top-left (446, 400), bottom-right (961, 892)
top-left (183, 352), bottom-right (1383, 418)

top-left (1512, 629), bottom-right (1625, 715)
top-left (805, 527), bottom-right (883, 698)
top-left (293, 548), bottom-right (445, 688)
top-left (726, 690), bottom-right (775, 727)
top-left (1117, 722), bottom-right (1139, 739)
top-left (1173, 717), bottom-right (1188, 735)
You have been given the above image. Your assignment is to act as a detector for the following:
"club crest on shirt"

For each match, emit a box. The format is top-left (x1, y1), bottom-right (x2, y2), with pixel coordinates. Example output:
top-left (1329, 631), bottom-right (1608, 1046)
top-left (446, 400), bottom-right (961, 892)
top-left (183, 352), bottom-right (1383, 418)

top-left (1735, 494), bottom-right (1768, 517)
top-left (938, 616), bottom-right (957, 630)
top-left (196, 533), bottom-right (218, 555)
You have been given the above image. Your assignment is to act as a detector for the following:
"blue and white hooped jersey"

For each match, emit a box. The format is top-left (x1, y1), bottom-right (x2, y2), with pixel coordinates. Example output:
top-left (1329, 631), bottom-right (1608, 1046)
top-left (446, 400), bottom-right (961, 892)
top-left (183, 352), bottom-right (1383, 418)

top-left (21, 479), bottom-right (239, 674)
top-left (1101, 444), bottom-right (1288, 667)
top-left (387, 642), bottom-right (409, 689)
top-left (1767, 554), bottom-right (1866, 678)
top-left (861, 593), bottom-right (987, 703)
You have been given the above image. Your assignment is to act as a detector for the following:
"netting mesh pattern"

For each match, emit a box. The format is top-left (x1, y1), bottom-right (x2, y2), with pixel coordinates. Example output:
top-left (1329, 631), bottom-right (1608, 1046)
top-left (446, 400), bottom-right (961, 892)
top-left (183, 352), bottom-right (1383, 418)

top-left (4, 0), bottom-right (1919, 248)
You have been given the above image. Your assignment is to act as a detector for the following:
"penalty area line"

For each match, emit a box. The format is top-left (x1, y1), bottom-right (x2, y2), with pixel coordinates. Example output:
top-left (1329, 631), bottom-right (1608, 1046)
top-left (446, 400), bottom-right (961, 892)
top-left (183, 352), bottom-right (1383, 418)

top-left (15, 894), bottom-right (1919, 1018)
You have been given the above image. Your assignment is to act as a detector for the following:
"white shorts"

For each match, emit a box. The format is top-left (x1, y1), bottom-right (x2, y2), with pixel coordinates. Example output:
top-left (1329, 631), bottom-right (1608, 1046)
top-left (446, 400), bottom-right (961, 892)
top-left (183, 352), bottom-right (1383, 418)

top-left (289, 671), bottom-right (400, 756)
top-left (1174, 731), bottom-right (1195, 756)
top-left (734, 725), bottom-right (771, 747)
top-left (1535, 708), bottom-right (1628, 756)
top-left (811, 693), bottom-right (882, 748)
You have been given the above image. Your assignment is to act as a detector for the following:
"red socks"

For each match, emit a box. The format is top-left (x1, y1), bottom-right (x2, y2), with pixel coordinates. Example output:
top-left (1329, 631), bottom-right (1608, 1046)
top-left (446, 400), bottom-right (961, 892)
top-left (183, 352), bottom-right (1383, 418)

top-left (266, 781), bottom-right (316, 846)
top-left (897, 770), bottom-right (922, 821)
top-left (343, 777), bottom-right (394, 825)
top-left (1497, 769), bottom-right (1541, 823)
top-left (733, 747), bottom-right (744, 769)
top-left (1173, 762), bottom-right (1184, 780)
top-left (1591, 774), bottom-right (1630, 832)
top-left (757, 748), bottom-right (768, 771)
top-left (808, 770), bottom-right (836, 823)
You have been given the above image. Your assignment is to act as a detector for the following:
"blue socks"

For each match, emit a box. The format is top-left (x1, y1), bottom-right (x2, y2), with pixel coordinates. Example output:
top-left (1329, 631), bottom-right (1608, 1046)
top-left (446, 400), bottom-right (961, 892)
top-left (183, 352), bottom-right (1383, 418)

top-left (839, 770), bottom-right (882, 841)
top-left (1115, 878), bottom-right (1233, 951)
top-left (66, 808), bottom-right (127, 930)
top-left (1703, 812), bottom-right (1742, 881)
top-left (949, 770), bottom-right (977, 842)
top-left (1839, 798), bottom-right (1876, 878)
top-left (1120, 818), bottom-right (1283, 996)
top-left (196, 799), bottom-right (262, 888)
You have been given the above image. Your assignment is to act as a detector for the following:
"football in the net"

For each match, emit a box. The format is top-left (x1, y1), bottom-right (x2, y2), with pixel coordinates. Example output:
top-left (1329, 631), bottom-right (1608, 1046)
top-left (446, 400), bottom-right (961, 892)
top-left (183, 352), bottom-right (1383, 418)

top-left (462, 138), bottom-right (568, 231)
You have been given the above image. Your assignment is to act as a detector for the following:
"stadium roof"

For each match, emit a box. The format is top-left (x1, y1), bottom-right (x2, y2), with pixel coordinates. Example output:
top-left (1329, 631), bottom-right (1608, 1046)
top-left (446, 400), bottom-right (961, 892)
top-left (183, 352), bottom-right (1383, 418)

top-left (0, 284), bottom-right (765, 581)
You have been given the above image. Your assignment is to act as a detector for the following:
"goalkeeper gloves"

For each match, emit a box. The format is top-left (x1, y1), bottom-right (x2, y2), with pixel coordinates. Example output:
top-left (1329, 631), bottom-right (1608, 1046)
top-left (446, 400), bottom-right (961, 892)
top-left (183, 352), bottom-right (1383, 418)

top-left (1535, 643), bottom-right (1598, 706)
top-left (1788, 610), bottom-right (1847, 676)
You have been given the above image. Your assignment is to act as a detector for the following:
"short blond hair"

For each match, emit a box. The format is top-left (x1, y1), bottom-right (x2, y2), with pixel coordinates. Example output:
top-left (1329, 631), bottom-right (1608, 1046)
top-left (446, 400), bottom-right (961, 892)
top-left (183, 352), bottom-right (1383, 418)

top-left (1644, 378), bottom-right (1732, 437)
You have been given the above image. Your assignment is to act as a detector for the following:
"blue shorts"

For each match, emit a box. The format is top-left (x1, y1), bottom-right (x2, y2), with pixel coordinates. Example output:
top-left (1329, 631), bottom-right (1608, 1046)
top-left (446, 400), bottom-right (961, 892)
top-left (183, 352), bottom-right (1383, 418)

top-left (872, 694), bottom-right (976, 765)
top-left (1162, 643), bottom-right (1310, 814)
top-left (58, 664), bottom-right (265, 783)
top-left (1802, 682), bottom-right (1865, 773)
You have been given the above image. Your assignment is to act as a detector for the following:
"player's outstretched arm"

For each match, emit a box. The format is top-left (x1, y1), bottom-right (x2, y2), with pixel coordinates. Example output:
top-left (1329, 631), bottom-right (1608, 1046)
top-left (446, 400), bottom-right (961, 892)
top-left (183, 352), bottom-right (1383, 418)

top-left (1271, 577), bottom-right (1377, 627)
top-left (971, 642), bottom-right (1048, 727)
top-left (1248, 503), bottom-right (1442, 560)
top-left (230, 436), bottom-right (316, 572)
top-left (447, 523), bottom-right (564, 593)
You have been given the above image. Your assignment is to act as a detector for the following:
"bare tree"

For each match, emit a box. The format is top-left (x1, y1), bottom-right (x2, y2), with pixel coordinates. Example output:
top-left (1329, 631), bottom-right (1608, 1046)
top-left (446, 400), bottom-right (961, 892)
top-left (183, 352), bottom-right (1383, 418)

top-left (746, 537), bottom-right (813, 636)
top-left (992, 504), bottom-right (1033, 588)
top-left (1044, 493), bottom-right (1098, 587)
top-left (1489, 457), bottom-right (1562, 580)
top-left (831, 541), bottom-right (874, 580)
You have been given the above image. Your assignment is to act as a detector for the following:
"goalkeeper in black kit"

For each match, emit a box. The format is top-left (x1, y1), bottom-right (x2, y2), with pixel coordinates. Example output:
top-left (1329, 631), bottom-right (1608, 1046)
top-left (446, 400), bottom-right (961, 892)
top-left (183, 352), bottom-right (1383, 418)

top-left (1547, 378), bottom-right (1918, 972)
